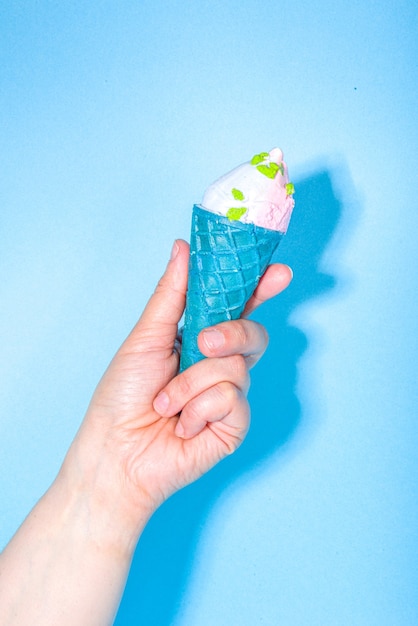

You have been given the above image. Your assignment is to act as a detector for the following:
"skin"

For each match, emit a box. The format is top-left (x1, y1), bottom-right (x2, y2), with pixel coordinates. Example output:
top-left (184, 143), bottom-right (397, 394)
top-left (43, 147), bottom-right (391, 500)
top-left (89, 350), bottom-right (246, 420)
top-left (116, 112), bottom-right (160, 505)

top-left (0, 239), bottom-right (292, 626)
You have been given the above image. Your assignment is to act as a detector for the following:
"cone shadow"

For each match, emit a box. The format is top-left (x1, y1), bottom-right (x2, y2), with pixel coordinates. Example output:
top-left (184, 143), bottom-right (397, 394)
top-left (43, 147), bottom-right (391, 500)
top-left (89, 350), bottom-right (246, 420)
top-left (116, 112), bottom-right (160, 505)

top-left (114, 163), bottom-right (354, 625)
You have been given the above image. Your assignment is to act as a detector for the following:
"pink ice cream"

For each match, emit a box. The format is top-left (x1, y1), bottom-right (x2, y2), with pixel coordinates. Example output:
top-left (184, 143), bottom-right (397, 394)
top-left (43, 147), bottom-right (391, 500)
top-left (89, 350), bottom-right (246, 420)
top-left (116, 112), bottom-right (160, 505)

top-left (201, 148), bottom-right (295, 232)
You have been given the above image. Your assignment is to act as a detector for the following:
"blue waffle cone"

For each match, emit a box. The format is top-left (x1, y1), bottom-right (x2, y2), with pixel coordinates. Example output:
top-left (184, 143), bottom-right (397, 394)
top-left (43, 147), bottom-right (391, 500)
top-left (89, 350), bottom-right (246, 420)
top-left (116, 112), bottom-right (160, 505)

top-left (180, 205), bottom-right (283, 371)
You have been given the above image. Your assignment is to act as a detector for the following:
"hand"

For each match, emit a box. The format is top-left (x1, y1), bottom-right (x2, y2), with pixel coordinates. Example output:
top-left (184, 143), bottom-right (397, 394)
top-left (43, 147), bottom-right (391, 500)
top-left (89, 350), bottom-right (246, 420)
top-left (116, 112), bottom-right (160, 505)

top-left (0, 239), bottom-right (292, 626)
top-left (62, 239), bottom-right (293, 534)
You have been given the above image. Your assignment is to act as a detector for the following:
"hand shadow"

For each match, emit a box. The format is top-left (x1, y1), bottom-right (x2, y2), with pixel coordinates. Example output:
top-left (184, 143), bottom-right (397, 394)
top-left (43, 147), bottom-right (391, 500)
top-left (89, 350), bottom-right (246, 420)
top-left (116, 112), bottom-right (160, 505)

top-left (115, 161), bottom-right (354, 625)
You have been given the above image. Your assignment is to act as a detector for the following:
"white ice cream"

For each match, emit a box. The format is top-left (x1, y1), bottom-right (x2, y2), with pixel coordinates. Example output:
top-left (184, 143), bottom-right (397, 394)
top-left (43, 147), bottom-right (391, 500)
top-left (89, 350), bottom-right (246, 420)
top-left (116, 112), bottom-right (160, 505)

top-left (201, 148), bottom-right (295, 232)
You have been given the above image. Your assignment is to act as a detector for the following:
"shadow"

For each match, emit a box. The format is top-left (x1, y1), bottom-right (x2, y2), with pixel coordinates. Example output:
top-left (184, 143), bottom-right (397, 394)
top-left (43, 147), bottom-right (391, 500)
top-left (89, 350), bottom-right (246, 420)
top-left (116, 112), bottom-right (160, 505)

top-left (114, 162), bottom-right (355, 625)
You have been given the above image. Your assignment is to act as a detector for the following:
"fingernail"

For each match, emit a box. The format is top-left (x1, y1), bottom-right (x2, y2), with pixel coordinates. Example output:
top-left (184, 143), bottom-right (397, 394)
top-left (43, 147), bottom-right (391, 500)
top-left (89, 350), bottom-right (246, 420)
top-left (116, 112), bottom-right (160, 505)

top-left (175, 420), bottom-right (185, 438)
top-left (202, 329), bottom-right (225, 350)
top-left (170, 240), bottom-right (179, 260)
top-left (153, 391), bottom-right (169, 414)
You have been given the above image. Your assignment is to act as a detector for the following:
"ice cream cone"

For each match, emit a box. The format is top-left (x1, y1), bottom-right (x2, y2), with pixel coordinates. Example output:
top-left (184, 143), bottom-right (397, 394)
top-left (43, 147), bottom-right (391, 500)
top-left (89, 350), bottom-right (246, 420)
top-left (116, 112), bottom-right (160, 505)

top-left (179, 205), bottom-right (283, 371)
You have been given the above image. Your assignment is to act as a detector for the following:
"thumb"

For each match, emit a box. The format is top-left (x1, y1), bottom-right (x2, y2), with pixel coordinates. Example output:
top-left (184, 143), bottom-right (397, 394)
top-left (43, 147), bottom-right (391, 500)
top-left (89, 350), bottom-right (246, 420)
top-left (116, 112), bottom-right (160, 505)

top-left (127, 239), bottom-right (189, 349)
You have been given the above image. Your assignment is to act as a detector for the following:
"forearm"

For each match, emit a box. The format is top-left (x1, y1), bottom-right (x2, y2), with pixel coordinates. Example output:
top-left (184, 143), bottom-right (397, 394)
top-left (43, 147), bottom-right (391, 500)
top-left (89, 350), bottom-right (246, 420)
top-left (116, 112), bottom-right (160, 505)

top-left (0, 469), bottom-right (146, 626)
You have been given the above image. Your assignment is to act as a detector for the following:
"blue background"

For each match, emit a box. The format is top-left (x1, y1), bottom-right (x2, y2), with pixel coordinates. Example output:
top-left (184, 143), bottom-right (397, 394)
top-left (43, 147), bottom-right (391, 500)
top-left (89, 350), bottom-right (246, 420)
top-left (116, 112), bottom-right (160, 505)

top-left (1, 1), bottom-right (417, 624)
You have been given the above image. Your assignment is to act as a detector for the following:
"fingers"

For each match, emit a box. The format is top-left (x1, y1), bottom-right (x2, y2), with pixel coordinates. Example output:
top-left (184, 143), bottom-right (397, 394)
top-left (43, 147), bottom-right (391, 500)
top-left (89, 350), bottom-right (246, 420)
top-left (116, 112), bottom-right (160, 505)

top-left (154, 360), bottom-right (250, 442)
top-left (153, 353), bottom-right (250, 419)
top-left (175, 382), bottom-right (250, 444)
top-left (153, 318), bottom-right (267, 416)
top-left (124, 239), bottom-right (189, 351)
top-left (140, 239), bottom-right (189, 328)
top-left (198, 318), bottom-right (269, 369)
top-left (153, 317), bottom-right (269, 439)
top-left (243, 263), bottom-right (293, 317)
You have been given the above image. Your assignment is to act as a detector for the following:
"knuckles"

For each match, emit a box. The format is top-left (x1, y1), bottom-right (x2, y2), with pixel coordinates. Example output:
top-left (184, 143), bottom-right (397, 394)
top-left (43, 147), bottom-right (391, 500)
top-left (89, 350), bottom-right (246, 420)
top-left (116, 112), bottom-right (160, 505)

top-left (226, 354), bottom-right (249, 385)
top-left (215, 381), bottom-right (241, 406)
top-left (183, 381), bottom-right (243, 424)
top-left (227, 321), bottom-right (249, 349)
top-left (182, 397), bottom-right (206, 424)
top-left (175, 370), bottom-right (195, 397)
top-left (222, 319), bottom-right (269, 356)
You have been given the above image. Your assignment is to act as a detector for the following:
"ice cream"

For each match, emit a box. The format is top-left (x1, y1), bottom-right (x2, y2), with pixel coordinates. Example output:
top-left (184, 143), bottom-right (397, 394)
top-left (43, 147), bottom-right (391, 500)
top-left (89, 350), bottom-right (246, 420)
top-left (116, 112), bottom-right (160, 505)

top-left (201, 148), bottom-right (294, 232)
top-left (179, 148), bottom-right (294, 371)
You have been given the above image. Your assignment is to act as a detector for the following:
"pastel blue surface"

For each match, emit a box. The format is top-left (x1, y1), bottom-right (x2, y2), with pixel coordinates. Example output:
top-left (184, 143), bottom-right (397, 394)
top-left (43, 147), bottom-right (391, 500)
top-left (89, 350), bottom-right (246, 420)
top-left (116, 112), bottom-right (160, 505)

top-left (1, 1), bottom-right (417, 625)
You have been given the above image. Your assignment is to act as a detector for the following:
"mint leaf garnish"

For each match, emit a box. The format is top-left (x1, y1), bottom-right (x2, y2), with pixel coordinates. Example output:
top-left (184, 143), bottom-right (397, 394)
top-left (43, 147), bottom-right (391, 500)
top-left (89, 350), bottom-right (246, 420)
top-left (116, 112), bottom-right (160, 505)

top-left (226, 207), bottom-right (248, 221)
top-left (256, 162), bottom-right (280, 179)
top-left (231, 187), bottom-right (245, 201)
top-left (250, 152), bottom-right (269, 165)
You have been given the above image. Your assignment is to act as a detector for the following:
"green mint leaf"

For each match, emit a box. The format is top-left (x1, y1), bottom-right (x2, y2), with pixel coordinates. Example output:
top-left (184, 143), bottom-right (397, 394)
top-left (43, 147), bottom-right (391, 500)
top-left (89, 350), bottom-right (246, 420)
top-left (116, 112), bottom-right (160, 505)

top-left (250, 152), bottom-right (269, 165)
top-left (226, 207), bottom-right (248, 221)
top-left (231, 187), bottom-right (245, 201)
top-left (256, 162), bottom-right (280, 179)
top-left (285, 182), bottom-right (295, 195)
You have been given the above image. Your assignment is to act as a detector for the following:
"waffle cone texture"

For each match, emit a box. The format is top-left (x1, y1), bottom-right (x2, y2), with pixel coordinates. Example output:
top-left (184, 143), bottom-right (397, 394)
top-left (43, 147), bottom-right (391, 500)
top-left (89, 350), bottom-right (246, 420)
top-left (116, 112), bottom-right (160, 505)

top-left (179, 205), bottom-right (283, 371)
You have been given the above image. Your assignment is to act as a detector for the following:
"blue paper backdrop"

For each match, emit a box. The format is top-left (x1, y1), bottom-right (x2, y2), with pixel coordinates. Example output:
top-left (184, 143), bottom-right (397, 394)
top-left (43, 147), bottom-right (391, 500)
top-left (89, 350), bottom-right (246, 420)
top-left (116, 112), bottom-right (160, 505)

top-left (1, 1), bottom-right (417, 624)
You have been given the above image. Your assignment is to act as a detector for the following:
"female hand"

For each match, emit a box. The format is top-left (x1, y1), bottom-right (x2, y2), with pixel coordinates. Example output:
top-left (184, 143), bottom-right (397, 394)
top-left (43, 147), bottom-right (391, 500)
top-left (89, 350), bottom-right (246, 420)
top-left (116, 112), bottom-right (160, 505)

top-left (0, 239), bottom-right (292, 626)
top-left (63, 239), bottom-right (293, 531)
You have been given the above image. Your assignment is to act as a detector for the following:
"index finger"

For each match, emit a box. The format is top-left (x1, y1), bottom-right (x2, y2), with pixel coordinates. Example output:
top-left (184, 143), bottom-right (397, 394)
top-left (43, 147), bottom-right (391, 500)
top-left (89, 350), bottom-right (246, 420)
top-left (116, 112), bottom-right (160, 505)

top-left (243, 263), bottom-right (293, 317)
top-left (198, 318), bottom-right (269, 369)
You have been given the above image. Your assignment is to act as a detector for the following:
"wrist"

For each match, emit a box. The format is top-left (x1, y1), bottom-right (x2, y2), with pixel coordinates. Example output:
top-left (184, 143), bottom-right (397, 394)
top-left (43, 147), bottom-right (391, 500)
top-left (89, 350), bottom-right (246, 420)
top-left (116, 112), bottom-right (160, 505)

top-left (0, 461), bottom-right (146, 626)
top-left (56, 439), bottom-right (153, 559)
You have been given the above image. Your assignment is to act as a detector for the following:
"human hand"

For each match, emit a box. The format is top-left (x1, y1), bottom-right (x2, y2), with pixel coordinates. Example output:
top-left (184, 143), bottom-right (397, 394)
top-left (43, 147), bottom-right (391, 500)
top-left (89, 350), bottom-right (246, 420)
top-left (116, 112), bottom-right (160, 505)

top-left (0, 239), bottom-right (292, 626)
top-left (61, 239), bottom-right (292, 538)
